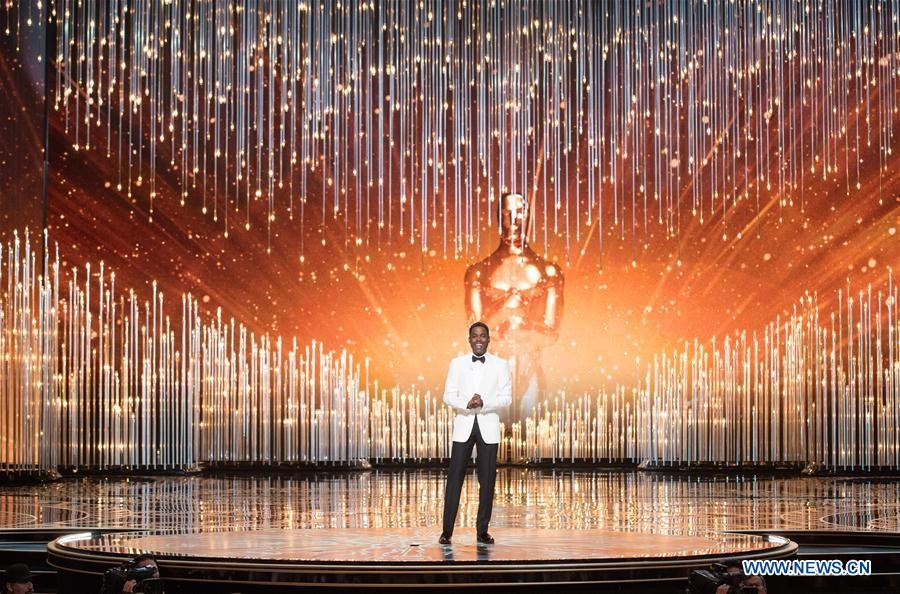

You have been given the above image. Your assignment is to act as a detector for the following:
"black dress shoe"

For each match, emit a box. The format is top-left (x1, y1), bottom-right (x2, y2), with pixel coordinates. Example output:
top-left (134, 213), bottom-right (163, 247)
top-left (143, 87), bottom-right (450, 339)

top-left (438, 533), bottom-right (452, 545)
top-left (476, 532), bottom-right (495, 544)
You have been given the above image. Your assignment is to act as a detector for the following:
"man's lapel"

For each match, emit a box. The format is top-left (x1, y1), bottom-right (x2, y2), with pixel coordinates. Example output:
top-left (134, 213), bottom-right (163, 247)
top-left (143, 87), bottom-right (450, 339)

top-left (463, 356), bottom-right (476, 396)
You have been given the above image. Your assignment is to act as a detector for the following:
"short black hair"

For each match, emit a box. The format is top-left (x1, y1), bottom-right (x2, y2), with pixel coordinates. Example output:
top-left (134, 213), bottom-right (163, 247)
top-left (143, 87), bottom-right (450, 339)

top-left (469, 322), bottom-right (489, 335)
top-left (132, 554), bottom-right (158, 566)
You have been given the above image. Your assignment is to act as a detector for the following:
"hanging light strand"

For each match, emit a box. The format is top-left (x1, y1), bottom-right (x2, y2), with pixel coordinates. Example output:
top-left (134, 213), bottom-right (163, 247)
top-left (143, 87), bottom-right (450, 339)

top-left (6, 0), bottom-right (894, 258)
top-left (0, 229), bottom-right (897, 473)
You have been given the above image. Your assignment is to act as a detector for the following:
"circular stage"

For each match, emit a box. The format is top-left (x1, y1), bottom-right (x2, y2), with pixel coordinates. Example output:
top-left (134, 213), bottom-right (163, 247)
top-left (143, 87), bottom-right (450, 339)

top-left (48, 527), bottom-right (797, 591)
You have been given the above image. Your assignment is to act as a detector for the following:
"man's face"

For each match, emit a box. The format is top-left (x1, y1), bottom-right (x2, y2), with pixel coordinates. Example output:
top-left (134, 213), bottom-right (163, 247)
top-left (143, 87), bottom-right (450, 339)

top-left (468, 326), bottom-right (489, 356)
top-left (741, 575), bottom-right (766, 592)
top-left (6, 581), bottom-right (33, 594)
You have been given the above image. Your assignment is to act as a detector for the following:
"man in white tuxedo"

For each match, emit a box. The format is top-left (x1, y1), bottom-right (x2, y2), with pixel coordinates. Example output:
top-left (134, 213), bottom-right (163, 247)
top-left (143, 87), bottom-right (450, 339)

top-left (439, 322), bottom-right (512, 545)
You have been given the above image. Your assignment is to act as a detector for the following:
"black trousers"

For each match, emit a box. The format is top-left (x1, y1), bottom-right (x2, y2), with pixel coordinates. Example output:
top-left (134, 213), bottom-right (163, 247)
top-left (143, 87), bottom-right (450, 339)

top-left (441, 417), bottom-right (498, 536)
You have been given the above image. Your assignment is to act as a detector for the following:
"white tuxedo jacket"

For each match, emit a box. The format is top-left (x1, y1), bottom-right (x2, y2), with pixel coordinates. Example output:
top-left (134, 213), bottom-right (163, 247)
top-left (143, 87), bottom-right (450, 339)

top-left (442, 352), bottom-right (512, 444)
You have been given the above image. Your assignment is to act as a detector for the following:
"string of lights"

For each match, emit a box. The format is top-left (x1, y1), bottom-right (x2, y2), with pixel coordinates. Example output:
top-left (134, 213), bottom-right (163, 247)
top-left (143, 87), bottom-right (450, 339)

top-left (0, 229), bottom-right (896, 473)
top-left (7, 0), bottom-right (896, 258)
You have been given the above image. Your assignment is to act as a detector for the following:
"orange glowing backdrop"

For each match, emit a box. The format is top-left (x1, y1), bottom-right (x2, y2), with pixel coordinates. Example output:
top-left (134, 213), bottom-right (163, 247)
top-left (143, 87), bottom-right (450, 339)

top-left (1, 0), bottom-right (897, 395)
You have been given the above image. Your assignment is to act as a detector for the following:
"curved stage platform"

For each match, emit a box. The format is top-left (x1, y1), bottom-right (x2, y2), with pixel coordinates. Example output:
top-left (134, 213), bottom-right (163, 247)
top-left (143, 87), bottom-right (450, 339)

top-left (48, 527), bottom-right (795, 591)
top-left (5, 469), bottom-right (900, 592)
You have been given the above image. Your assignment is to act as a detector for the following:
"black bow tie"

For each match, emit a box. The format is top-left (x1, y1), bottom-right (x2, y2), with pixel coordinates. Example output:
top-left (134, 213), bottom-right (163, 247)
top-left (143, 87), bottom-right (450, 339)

top-left (472, 355), bottom-right (486, 364)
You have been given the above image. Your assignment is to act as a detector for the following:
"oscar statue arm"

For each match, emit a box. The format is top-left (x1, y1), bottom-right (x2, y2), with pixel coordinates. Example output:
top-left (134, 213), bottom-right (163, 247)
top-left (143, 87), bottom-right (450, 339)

top-left (540, 271), bottom-right (564, 343)
top-left (464, 265), bottom-right (484, 324)
top-left (442, 359), bottom-right (471, 412)
top-left (515, 268), bottom-right (564, 343)
top-left (480, 359), bottom-right (513, 414)
top-left (491, 270), bottom-right (564, 348)
top-left (465, 265), bottom-right (521, 341)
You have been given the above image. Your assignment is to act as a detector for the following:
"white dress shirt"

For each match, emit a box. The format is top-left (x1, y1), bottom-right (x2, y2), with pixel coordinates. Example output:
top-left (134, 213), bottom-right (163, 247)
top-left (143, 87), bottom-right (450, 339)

top-left (442, 352), bottom-right (512, 444)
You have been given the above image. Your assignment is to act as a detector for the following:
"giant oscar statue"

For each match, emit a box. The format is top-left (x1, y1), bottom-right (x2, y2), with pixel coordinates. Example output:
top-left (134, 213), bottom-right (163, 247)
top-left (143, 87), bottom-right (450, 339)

top-left (464, 193), bottom-right (564, 421)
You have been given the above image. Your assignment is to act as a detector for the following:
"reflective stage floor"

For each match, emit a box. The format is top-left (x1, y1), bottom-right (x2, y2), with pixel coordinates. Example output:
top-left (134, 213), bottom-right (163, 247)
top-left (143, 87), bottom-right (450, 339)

top-left (4, 468), bottom-right (900, 534)
top-left (3, 469), bottom-right (899, 591)
top-left (53, 526), bottom-right (784, 562)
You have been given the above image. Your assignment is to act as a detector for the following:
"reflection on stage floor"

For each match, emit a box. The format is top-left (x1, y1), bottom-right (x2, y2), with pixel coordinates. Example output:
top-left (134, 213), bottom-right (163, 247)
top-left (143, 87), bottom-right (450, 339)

top-left (2, 468), bottom-right (900, 535)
